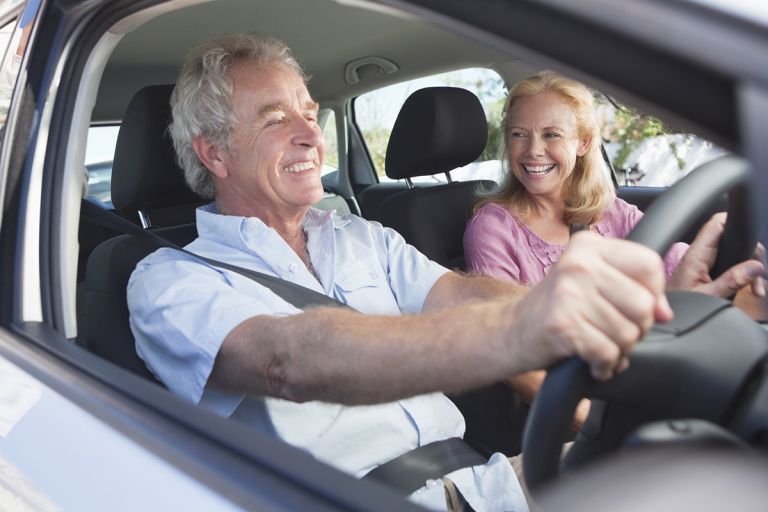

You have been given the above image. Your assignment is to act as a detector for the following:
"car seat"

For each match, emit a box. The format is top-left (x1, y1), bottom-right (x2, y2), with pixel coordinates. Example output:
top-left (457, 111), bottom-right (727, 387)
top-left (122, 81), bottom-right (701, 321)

top-left (81, 85), bottom-right (204, 381)
top-left (377, 86), bottom-right (495, 270)
top-left (81, 84), bottom-right (353, 381)
top-left (376, 87), bottom-right (527, 456)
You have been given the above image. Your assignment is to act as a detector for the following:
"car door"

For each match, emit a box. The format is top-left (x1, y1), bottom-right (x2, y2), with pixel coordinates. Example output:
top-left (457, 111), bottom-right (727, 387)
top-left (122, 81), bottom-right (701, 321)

top-left (0, 0), bottom-right (421, 509)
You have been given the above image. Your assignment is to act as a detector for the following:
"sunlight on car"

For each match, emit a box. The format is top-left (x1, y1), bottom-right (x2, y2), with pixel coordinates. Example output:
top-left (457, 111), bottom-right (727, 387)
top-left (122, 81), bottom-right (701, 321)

top-left (84, 125), bottom-right (119, 207)
top-left (597, 98), bottom-right (726, 187)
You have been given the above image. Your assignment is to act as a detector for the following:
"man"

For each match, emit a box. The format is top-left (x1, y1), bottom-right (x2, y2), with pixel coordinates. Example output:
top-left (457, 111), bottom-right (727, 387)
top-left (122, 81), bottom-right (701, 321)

top-left (127, 33), bottom-right (764, 511)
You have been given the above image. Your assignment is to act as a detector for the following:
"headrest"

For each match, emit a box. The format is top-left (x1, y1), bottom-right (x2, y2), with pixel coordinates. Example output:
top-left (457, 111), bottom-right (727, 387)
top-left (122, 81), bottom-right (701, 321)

top-left (385, 87), bottom-right (488, 180)
top-left (111, 85), bottom-right (203, 212)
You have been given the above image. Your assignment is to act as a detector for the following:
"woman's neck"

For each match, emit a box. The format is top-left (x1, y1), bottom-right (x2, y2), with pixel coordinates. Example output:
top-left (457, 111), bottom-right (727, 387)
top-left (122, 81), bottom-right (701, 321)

top-left (510, 192), bottom-right (565, 222)
top-left (508, 193), bottom-right (572, 245)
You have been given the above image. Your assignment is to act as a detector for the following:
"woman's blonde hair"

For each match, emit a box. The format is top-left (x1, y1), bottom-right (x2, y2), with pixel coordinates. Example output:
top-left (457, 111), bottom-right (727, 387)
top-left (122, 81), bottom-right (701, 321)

top-left (476, 71), bottom-right (614, 225)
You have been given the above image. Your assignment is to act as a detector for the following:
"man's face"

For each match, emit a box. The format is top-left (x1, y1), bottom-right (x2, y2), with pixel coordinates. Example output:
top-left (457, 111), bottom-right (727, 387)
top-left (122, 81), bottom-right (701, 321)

top-left (215, 61), bottom-right (325, 221)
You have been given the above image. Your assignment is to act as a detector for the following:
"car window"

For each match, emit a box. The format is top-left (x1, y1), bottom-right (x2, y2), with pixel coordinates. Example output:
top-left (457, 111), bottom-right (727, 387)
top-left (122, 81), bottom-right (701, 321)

top-left (598, 96), bottom-right (726, 187)
top-left (0, 17), bottom-right (24, 132)
top-left (84, 109), bottom-right (339, 209)
top-left (85, 125), bottom-right (119, 207)
top-left (354, 68), bottom-right (507, 184)
top-left (0, 0), bottom-right (37, 130)
top-left (320, 108), bottom-right (338, 175)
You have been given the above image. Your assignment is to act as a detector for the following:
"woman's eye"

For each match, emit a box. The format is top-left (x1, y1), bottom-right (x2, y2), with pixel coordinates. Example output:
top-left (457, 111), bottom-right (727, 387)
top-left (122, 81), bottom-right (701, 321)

top-left (510, 131), bottom-right (526, 138)
top-left (545, 132), bottom-right (561, 139)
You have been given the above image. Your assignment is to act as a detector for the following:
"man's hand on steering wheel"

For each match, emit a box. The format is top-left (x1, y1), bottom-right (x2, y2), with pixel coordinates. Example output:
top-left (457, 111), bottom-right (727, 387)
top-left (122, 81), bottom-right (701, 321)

top-left (667, 212), bottom-right (766, 298)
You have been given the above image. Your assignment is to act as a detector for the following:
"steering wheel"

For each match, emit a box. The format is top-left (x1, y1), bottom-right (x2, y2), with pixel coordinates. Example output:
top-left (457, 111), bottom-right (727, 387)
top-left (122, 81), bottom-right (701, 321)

top-left (522, 155), bottom-right (767, 495)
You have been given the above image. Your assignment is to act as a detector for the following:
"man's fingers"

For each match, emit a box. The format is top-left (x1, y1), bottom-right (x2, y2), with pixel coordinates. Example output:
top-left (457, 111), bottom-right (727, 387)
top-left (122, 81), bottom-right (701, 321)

top-left (571, 233), bottom-right (667, 295)
top-left (593, 265), bottom-right (657, 338)
top-left (654, 293), bottom-right (674, 323)
top-left (571, 233), bottom-right (672, 323)
top-left (519, 234), bottom-right (671, 382)
top-left (575, 321), bottom-right (623, 381)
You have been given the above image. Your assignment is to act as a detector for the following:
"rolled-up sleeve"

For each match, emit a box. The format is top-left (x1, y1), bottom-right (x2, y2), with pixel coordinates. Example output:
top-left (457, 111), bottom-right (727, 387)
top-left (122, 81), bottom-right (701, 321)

top-left (127, 248), bottom-right (300, 416)
top-left (361, 220), bottom-right (449, 314)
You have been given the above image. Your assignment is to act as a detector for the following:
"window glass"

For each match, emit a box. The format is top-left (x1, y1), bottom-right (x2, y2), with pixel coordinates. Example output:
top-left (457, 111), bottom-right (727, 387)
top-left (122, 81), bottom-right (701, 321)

top-left (0, 0), bottom-right (36, 132)
top-left (85, 125), bottom-right (120, 207)
top-left (0, 19), bottom-right (23, 130)
top-left (83, 111), bottom-right (341, 208)
top-left (354, 68), bottom-right (507, 184)
top-left (597, 97), bottom-right (726, 187)
top-left (321, 109), bottom-right (338, 175)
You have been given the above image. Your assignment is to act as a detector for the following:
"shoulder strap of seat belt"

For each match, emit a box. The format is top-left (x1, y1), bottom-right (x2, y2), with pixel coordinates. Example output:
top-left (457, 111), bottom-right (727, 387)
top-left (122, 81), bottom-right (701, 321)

top-left (81, 200), bottom-right (350, 311)
top-left (570, 223), bottom-right (590, 235)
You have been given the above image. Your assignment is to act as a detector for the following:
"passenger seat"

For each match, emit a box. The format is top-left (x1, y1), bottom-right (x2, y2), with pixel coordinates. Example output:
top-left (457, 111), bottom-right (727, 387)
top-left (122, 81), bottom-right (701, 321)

top-left (378, 86), bottom-right (495, 270)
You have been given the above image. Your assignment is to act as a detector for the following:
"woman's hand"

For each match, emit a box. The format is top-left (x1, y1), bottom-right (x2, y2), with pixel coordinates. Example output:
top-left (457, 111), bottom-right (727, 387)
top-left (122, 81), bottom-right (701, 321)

top-left (667, 212), bottom-right (766, 298)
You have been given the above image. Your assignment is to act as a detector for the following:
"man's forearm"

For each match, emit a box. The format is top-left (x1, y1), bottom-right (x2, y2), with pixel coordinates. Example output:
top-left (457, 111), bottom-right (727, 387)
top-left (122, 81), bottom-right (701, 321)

top-left (210, 299), bottom-right (529, 405)
top-left (422, 271), bottom-right (528, 312)
top-left (209, 234), bottom-right (672, 408)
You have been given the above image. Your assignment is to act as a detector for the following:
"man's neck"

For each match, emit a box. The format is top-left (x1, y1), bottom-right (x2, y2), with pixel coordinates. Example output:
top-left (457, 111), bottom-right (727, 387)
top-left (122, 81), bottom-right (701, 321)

top-left (215, 197), bottom-right (312, 266)
top-left (217, 198), bottom-right (308, 235)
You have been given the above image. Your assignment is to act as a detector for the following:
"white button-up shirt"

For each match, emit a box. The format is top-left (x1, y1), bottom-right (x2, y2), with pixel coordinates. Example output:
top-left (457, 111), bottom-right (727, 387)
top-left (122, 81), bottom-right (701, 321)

top-left (128, 204), bottom-right (526, 511)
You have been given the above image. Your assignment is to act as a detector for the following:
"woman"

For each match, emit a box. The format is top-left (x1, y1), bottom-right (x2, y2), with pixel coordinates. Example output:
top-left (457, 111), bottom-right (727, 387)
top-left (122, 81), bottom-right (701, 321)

top-left (464, 71), bottom-right (686, 285)
top-left (464, 71), bottom-right (687, 429)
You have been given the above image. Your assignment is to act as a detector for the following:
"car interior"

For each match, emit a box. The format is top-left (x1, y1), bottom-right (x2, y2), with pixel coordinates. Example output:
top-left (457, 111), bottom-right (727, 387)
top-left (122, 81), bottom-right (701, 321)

top-left (27, 0), bottom-right (762, 497)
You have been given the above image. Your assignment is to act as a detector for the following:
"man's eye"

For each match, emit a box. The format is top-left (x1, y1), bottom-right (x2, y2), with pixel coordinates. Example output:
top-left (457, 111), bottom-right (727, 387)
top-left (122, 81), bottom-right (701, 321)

top-left (510, 131), bottom-right (527, 138)
top-left (266, 115), bottom-right (286, 126)
top-left (304, 113), bottom-right (318, 123)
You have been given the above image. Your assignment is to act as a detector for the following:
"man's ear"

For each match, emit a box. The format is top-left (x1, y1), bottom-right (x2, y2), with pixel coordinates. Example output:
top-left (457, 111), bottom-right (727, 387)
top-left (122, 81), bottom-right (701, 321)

top-left (576, 136), bottom-right (592, 157)
top-left (192, 136), bottom-right (229, 178)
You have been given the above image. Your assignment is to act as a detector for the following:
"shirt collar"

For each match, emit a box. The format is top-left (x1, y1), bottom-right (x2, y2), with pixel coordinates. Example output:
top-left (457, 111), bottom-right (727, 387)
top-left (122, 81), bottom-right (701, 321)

top-left (303, 206), bottom-right (352, 231)
top-left (195, 202), bottom-right (351, 249)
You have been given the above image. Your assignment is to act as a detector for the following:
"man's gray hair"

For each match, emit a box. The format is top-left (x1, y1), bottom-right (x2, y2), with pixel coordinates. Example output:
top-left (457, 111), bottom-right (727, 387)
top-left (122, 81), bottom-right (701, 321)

top-left (169, 33), bottom-right (306, 199)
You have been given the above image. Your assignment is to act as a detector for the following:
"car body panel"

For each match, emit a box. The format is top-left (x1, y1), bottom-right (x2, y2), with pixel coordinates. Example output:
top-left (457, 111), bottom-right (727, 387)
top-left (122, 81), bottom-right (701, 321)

top-left (0, 346), bottom-right (244, 512)
top-left (0, 0), bottom-right (765, 509)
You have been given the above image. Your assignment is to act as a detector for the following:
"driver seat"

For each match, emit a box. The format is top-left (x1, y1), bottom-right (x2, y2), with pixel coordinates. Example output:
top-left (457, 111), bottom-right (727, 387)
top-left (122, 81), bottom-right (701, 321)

top-left (81, 84), bottom-right (204, 381)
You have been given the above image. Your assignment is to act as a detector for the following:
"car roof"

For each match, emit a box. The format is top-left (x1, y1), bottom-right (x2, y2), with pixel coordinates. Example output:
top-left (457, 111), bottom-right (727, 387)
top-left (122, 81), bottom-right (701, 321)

top-left (94, 0), bottom-right (511, 121)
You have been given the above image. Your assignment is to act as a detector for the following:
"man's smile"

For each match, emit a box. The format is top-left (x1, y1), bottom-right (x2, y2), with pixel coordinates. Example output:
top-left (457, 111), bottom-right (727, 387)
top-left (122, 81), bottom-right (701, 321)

top-left (282, 160), bottom-right (318, 173)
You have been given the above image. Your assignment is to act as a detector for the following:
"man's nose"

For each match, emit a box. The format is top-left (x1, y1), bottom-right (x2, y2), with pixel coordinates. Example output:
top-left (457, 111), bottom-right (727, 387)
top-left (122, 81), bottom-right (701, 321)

top-left (293, 115), bottom-right (323, 147)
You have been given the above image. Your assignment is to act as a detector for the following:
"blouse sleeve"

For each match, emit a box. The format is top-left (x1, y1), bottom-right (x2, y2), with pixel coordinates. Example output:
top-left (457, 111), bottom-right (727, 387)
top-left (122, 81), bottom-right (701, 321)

top-left (662, 241), bottom-right (689, 280)
top-left (610, 198), bottom-right (689, 280)
top-left (463, 204), bottom-right (522, 282)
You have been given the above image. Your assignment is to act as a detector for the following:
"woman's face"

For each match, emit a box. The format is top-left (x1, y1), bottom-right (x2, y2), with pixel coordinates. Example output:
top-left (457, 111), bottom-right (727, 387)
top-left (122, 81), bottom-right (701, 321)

top-left (506, 91), bottom-right (591, 202)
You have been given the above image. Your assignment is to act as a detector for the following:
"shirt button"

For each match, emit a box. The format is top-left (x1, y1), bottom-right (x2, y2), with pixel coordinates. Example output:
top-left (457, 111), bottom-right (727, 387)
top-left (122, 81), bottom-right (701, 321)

top-left (289, 263), bottom-right (298, 272)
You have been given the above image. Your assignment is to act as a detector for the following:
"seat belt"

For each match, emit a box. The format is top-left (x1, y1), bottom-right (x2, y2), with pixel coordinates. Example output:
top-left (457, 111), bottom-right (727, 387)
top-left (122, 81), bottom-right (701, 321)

top-left (570, 223), bottom-right (590, 235)
top-left (81, 200), bottom-right (349, 311)
top-left (82, 200), bottom-right (486, 493)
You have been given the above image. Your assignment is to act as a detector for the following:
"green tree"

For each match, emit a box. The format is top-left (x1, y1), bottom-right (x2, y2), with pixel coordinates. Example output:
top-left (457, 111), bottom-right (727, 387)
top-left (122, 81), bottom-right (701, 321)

top-left (597, 95), bottom-right (690, 176)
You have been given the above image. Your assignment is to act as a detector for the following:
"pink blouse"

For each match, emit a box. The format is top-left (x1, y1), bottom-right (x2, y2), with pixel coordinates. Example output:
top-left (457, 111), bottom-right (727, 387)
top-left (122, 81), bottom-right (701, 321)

top-left (464, 198), bottom-right (687, 285)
